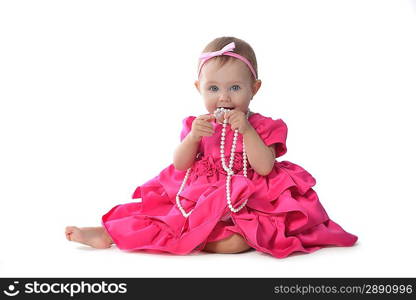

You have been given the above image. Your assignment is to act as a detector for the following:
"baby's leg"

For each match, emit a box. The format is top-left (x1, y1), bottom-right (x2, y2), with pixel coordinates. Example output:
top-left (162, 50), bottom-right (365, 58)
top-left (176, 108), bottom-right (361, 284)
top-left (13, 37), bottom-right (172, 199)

top-left (65, 226), bottom-right (113, 249)
top-left (203, 233), bottom-right (252, 254)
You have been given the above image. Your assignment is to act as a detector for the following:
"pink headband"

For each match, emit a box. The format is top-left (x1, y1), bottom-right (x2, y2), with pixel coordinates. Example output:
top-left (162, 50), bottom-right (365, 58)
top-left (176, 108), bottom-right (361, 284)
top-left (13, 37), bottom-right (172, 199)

top-left (197, 42), bottom-right (257, 80)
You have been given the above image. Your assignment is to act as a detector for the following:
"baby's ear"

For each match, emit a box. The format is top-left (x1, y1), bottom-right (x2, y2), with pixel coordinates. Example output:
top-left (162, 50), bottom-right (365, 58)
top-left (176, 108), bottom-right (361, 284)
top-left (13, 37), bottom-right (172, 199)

top-left (252, 79), bottom-right (262, 96)
top-left (194, 80), bottom-right (201, 93)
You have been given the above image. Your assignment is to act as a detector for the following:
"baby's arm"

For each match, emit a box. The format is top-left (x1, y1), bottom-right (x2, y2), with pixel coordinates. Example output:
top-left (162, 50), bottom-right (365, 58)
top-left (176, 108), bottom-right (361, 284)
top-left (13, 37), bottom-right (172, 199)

top-left (173, 114), bottom-right (215, 171)
top-left (173, 134), bottom-right (200, 171)
top-left (243, 127), bottom-right (276, 176)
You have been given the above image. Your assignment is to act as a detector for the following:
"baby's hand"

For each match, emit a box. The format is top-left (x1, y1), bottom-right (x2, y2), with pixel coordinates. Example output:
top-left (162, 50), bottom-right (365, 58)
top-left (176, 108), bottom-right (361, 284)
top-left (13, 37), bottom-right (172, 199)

top-left (224, 110), bottom-right (252, 135)
top-left (189, 113), bottom-right (216, 142)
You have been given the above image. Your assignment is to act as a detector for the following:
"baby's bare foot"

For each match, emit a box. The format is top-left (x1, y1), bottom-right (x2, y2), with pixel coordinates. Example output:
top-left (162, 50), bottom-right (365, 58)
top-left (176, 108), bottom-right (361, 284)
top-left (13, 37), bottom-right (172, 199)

top-left (65, 226), bottom-right (113, 249)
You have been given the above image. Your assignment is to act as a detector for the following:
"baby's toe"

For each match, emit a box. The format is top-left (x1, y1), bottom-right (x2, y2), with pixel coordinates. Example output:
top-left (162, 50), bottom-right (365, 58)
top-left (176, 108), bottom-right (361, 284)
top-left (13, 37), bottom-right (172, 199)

top-left (65, 226), bottom-right (78, 241)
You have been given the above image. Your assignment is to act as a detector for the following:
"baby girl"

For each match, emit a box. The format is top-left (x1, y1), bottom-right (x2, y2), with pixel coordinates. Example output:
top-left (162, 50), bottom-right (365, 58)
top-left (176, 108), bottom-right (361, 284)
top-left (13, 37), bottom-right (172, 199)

top-left (66, 36), bottom-right (357, 258)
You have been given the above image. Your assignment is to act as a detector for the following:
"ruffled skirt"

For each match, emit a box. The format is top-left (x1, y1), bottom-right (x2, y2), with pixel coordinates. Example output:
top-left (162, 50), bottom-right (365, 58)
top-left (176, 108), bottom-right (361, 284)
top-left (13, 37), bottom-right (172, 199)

top-left (102, 160), bottom-right (358, 258)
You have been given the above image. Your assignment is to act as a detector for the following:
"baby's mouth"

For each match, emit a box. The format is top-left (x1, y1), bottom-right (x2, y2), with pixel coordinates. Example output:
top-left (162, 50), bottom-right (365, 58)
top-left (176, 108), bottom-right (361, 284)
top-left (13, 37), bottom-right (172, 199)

top-left (214, 107), bottom-right (235, 123)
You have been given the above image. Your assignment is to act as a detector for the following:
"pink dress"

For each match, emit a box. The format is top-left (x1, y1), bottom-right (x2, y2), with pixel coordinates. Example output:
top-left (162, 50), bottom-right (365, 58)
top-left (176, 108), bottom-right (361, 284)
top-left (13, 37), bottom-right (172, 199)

top-left (102, 113), bottom-right (358, 258)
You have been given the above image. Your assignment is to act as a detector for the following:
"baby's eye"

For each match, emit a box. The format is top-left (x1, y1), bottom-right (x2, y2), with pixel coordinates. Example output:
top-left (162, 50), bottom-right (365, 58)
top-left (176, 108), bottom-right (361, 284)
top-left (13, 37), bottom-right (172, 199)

top-left (208, 85), bottom-right (218, 92)
top-left (230, 85), bottom-right (241, 91)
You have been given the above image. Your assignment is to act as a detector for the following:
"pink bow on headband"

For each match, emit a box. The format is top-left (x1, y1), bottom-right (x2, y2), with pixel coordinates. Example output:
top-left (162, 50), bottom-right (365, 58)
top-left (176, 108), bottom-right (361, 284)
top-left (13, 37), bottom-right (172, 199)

top-left (199, 42), bottom-right (236, 60)
top-left (197, 42), bottom-right (257, 79)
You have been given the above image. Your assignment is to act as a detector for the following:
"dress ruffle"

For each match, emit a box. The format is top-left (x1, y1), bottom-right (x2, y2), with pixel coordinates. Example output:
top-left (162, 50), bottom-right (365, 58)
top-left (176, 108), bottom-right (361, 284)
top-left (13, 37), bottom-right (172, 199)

top-left (231, 161), bottom-right (357, 258)
top-left (102, 169), bottom-right (255, 254)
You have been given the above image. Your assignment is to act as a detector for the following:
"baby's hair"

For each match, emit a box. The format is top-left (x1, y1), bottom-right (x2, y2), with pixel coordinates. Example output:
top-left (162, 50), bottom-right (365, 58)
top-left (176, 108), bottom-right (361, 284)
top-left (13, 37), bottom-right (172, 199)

top-left (199, 36), bottom-right (258, 81)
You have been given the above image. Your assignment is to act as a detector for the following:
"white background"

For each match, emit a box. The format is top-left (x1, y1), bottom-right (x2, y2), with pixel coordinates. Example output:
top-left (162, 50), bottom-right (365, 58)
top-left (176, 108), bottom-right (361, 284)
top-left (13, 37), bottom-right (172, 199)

top-left (1, 0), bottom-right (415, 277)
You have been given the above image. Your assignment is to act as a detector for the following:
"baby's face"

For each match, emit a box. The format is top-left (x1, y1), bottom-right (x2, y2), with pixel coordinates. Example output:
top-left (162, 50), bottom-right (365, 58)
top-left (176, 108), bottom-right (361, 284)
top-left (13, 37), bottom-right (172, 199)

top-left (195, 59), bottom-right (261, 116)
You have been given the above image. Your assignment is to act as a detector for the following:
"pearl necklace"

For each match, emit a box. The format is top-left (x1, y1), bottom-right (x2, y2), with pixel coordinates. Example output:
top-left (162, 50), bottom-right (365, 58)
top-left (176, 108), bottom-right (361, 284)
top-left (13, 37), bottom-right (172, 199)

top-left (176, 108), bottom-right (251, 218)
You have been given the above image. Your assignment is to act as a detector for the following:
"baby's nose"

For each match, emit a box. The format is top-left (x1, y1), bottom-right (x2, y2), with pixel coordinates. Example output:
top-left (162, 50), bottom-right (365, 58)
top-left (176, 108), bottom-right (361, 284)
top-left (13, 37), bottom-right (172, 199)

top-left (219, 92), bottom-right (231, 101)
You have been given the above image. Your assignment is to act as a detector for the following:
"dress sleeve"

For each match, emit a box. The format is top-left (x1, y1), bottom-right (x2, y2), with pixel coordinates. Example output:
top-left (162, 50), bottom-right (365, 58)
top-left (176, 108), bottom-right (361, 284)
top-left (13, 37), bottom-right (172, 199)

top-left (254, 117), bottom-right (288, 158)
top-left (180, 115), bottom-right (196, 142)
